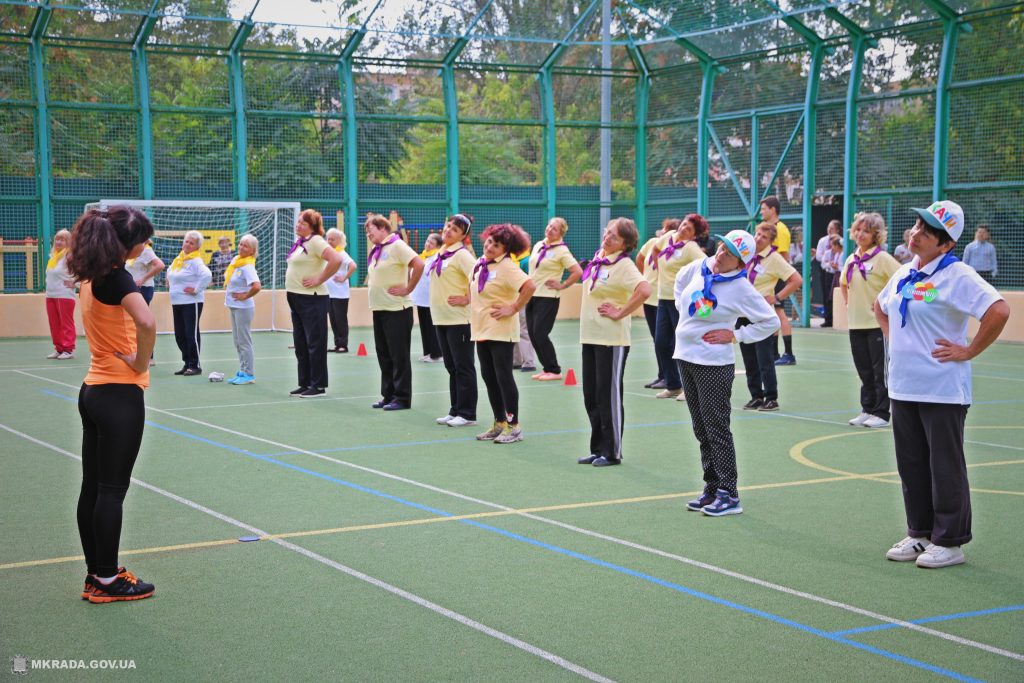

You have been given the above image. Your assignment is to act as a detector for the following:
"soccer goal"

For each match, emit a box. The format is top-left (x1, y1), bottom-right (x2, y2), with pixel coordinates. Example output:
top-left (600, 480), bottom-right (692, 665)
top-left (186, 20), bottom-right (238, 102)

top-left (85, 200), bottom-right (300, 331)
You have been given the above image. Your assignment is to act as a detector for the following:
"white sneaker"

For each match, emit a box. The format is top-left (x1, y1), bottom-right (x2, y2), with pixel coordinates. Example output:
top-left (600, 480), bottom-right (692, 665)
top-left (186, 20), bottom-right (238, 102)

top-left (436, 415), bottom-right (454, 425)
top-left (848, 412), bottom-right (870, 426)
top-left (675, 392), bottom-right (687, 402)
top-left (655, 389), bottom-right (682, 399)
top-left (916, 544), bottom-right (965, 568)
top-left (862, 416), bottom-right (890, 429)
top-left (57, 351), bottom-right (74, 360)
top-left (420, 355), bottom-right (433, 363)
top-left (886, 536), bottom-right (930, 562)
top-left (447, 416), bottom-right (477, 427)
top-left (46, 351), bottom-right (60, 359)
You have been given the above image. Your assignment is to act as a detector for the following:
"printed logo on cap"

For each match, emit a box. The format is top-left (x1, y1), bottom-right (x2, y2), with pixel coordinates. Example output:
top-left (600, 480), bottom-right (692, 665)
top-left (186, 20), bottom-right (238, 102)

top-left (928, 202), bottom-right (958, 231)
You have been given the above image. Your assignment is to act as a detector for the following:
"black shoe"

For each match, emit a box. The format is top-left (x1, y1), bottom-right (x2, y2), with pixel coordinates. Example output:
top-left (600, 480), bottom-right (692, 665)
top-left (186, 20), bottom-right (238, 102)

top-left (299, 388), bottom-right (325, 398)
top-left (643, 378), bottom-right (665, 389)
top-left (577, 454), bottom-right (600, 465)
top-left (371, 399), bottom-right (388, 408)
top-left (742, 398), bottom-right (764, 410)
top-left (290, 387), bottom-right (308, 396)
top-left (520, 365), bottom-right (536, 373)
top-left (181, 367), bottom-right (202, 376)
top-left (173, 366), bottom-right (187, 375)
top-left (759, 399), bottom-right (779, 412)
top-left (513, 364), bottom-right (522, 369)
top-left (382, 401), bottom-right (409, 411)
top-left (87, 568), bottom-right (154, 604)
top-left (592, 456), bottom-right (621, 467)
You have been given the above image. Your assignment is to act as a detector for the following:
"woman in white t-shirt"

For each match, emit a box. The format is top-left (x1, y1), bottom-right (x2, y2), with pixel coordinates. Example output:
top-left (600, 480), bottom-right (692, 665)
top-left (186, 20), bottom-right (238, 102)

top-left (223, 234), bottom-right (261, 384)
top-left (875, 201), bottom-right (1009, 569)
top-left (673, 230), bottom-right (780, 516)
top-left (411, 232), bottom-right (444, 362)
top-left (324, 228), bottom-right (357, 353)
top-left (44, 229), bottom-right (77, 359)
top-left (166, 230), bottom-right (212, 376)
top-left (125, 239), bottom-right (164, 366)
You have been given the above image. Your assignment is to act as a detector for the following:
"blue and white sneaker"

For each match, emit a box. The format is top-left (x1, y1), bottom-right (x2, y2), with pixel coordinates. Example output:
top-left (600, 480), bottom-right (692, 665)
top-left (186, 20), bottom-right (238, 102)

top-left (233, 373), bottom-right (255, 385)
top-left (701, 489), bottom-right (743, 516)
top-left (686, 492), bottom-right (716, 511)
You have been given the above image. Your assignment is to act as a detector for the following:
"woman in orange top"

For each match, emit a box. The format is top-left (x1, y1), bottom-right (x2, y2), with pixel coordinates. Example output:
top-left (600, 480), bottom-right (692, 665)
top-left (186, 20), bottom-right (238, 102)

top-left (65, 206), bottom-right (157, 603)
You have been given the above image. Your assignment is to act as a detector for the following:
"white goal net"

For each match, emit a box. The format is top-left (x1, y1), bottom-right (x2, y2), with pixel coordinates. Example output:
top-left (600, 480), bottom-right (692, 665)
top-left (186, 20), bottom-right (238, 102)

top-left (86, 200), bottom-right (300, 331)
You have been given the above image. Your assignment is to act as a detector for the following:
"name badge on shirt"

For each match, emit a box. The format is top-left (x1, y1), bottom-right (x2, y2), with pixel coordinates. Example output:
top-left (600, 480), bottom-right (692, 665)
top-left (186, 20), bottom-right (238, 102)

top-left (598, 269), bottom-right (610, 283)
top-left (863, 262), bottom-right (873, 273)
top-left (754, 264), bottom-right (765, 275)
top-left (901, 281), bottom-right (938, 303)
top-left (487, 271), bottom-right (496, 282)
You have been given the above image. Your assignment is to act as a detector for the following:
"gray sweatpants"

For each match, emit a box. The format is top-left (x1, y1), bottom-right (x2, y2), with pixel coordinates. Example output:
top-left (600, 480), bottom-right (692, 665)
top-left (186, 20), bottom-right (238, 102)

top-left (230, 307), bottom-right (255, 376)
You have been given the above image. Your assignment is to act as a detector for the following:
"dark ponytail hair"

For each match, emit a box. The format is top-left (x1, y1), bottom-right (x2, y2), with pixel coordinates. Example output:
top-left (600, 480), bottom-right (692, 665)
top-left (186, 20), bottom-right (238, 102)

top-left (66, 205), bottom-right (154, 284)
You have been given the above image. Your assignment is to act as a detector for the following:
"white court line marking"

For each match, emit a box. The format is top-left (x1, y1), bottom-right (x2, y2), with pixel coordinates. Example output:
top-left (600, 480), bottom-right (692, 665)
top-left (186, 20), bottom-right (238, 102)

top-left (773, 412), bottom-right (1024, 452)
top-left (0, 422), bottom-right (613, 683)
top-left (16, 370), bottom-right (1024, 662)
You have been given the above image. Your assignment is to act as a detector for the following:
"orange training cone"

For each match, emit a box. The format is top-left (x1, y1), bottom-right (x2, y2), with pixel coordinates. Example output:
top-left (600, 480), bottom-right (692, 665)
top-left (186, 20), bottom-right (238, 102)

top-left (356, 343), bottom-right (367, 357)
top-left (563, 368), bottom-right (577, 386)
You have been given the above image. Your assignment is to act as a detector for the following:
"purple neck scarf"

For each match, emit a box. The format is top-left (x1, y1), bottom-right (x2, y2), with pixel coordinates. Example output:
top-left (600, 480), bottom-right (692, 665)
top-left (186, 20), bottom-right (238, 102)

top-left (430, 245), bottom-right (465, 277)
top-left (582, 250), bottom-right (630, 290)
top-left (659, 238), bottom-right (688, 262)
top-left (535, 241), bottom-right (566, 267)
top-left (287, 236), bottom-right (310, 259)
top-left (472, 257), bottom-right (495, 292)
top-left (845, 246), bottom-right (882, 282)
top-left (747, 246), bottom-right (777, 283)
top-left (368, 234), bottom-right (399, 267)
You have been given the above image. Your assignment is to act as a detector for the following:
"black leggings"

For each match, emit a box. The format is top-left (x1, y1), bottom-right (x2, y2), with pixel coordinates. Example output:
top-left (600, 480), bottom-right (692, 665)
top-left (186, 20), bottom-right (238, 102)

top-left (77, 383), bottom-right (146, 577)
top-left (477, 340), bottom-right (518, 424)
top-left (526, 297), bottom-right (561, 374)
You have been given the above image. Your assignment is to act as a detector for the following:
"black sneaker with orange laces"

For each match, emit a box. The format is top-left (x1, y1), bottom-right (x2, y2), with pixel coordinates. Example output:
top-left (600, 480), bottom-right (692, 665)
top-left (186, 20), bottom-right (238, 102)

top-left (87, 568), bottom-right (155, 603)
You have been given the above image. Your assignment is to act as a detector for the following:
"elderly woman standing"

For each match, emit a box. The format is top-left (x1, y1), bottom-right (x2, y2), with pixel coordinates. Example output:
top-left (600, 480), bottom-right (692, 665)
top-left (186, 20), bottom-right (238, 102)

top-left (575, 218), bottom-right (650, 468)
top-left (636, 220), bottom-right (670, 388)
top-left (739, 222), bottom-right (802, 411)
top-left (673, 230), bottom-right (780, 516)
top-left (472, 224), bottom-right (536, 444)
top-left (286, 209), bottom-right (342, 397)
top-left (876, 201), bottom-right (1009, 569)
top-left (652, 213), bottom-right (709, 399)
top-left (224, 234), bottom-right (261, 385)
top-left (324, 228), bottom-right (357, 354)
top-left (840, 213), bottom-right (900, 428)
top-left (365, 214), bottom-right (424, 411)
top-left (430, 214), bottom-right (479, 427)
top-left (526, 217), bottom-right (583, 381)
top-left (411, 232), bottom-right (444, 362)
top-left (166, 230), bottom-right (211, 376)
top-left (44, 229), bottom-right (77, 359)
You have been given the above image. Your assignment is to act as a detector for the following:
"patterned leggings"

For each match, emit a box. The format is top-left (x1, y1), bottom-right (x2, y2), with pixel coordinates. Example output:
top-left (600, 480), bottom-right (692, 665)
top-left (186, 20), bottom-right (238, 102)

top-left (676, 360), bottom-right (739, 497)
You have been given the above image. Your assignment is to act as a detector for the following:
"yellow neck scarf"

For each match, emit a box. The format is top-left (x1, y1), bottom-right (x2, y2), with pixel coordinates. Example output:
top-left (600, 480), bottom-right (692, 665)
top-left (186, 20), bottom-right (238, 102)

top-left (419, 247), bottom-right (440, 260)
top-left (170, 250), bottom-right (202, 272)
top-left (333, 245), bottom-right (346, 255)
top-left (223, 255), bottom-right (255, 287)
top-left (47, 248), bottom-right (66, 271)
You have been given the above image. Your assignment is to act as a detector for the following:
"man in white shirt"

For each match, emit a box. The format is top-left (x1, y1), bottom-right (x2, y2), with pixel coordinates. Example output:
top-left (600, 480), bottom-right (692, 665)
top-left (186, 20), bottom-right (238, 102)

top-left (813, 220), bottom-right (841, 326)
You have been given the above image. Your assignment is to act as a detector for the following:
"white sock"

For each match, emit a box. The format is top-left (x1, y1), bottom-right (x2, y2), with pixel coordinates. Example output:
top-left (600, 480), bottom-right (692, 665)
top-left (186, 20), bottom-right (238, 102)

top-left (95, 574), bottom-right (118, 585)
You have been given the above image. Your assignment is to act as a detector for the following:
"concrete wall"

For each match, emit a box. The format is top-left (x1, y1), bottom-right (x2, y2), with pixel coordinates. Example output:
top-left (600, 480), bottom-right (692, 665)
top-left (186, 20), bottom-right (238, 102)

top-left (1, 285), bottom-right (589, 337)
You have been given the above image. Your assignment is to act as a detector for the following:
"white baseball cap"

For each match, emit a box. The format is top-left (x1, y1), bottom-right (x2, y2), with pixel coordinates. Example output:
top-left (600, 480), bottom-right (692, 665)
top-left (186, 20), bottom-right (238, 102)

top-left (714, 230), bottom-right (757, 265)
top-left (912, 200), bottom-right (964, 242)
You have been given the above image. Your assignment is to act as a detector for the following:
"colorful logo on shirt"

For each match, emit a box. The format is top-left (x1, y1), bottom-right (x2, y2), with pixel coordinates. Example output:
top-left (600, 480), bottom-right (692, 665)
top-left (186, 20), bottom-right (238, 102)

top-left (901, 281), bottom-right (938, 303)
top-left (690, 291), bottom-right (713, 318)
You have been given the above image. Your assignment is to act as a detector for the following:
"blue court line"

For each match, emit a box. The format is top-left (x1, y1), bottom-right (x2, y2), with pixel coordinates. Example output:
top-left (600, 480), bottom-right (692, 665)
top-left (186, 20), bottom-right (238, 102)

top-left (831, 605), bottom-right (1024, 636)
top-left (36, 388), bottom-right (985, 682)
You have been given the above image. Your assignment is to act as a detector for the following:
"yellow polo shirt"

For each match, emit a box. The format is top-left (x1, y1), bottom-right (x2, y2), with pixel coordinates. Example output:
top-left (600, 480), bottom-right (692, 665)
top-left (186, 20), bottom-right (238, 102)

top-left (429, 245), bottom-right (476, 325)
top-left (840, 249), bottom-right (901, 329)
top-left (528, 241), bottom-right (578, 299)
top-left (470, 256), bottom-right (530, 342)
top-left (580, 251), bottom-right (646, 347)
top-left (751, 247), bottom-right (796, 296)
top-left (366, 237), bottom-right (418, 311)
top-left (772, 220), bottom-right (791, 254)
top-left (637, 236), bottom-right (660, 306)
top-left (285, 235), bottom-right (330, 295)
top-left (655, 235), bottom-right (705, 300)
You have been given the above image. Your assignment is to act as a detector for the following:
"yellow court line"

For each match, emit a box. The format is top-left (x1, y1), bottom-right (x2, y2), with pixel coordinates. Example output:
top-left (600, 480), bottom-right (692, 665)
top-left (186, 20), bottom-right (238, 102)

top-left (790, 427), bottom-right (1024, 492)
top-left (8, 440), bottom-right (1022, 572)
